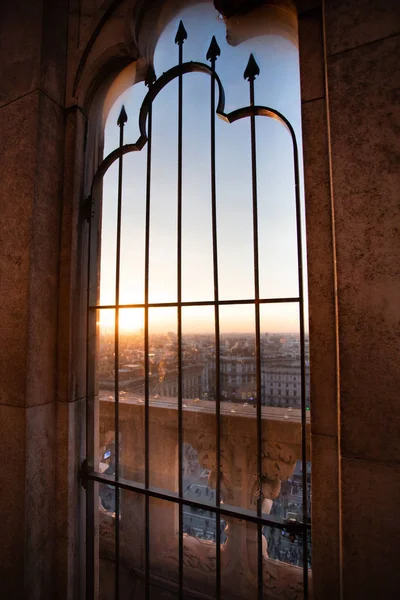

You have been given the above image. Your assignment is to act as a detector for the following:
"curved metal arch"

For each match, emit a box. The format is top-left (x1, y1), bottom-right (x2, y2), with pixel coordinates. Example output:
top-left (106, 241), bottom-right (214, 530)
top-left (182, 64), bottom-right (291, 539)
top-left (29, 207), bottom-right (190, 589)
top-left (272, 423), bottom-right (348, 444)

top-left (90, 61), bottom-right (225, 193)
top-left (221, 104), bottom-right (300, 180)
top-left (89, 61), bottom-right (299, 201)
top-left (223, 105), bottom-right (297, 147)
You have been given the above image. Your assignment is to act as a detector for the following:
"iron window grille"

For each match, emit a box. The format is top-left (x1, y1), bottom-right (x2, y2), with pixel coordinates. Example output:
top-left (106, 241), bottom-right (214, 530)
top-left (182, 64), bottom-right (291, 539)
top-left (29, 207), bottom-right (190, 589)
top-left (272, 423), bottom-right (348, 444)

top-left (84, 21), bottom-right (310, 600)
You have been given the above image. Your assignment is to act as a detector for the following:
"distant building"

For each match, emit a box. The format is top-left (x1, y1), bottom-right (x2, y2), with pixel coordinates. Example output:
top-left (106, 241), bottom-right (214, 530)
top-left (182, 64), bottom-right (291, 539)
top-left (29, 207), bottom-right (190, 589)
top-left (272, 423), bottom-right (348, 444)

top-left (261, 357), bottom-right (310, 408)
top-left (106, 363), bottom-right (208, 400)
top-left (210, 355), bottom-right (257, 402)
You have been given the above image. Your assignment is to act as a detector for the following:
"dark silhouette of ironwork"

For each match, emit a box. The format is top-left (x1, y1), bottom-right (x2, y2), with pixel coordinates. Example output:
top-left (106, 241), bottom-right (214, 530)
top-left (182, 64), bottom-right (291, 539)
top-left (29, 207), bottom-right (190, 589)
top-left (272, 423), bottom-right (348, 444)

top-left (85, 20), bottom-right (309, 600)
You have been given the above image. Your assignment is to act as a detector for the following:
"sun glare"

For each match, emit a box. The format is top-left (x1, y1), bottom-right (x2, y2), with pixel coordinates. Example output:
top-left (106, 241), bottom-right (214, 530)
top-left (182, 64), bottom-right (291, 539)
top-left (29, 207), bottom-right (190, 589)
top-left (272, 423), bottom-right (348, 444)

top-left (99, 309), bottom-right (144, 332)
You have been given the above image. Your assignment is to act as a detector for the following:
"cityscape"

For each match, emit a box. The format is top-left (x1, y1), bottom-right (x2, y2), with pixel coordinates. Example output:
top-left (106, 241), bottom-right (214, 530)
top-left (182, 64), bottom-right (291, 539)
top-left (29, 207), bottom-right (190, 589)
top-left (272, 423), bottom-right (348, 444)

top-left (97, 329), bottom-right (310, 409)
top-left (98, 327), bottom-right (311, 568)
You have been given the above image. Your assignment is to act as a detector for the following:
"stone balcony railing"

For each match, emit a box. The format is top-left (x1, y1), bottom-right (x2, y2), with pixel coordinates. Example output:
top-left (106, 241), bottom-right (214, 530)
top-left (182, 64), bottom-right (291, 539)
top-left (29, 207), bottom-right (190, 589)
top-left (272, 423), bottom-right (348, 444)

top-left (97, 395), bottom-right (311, 599)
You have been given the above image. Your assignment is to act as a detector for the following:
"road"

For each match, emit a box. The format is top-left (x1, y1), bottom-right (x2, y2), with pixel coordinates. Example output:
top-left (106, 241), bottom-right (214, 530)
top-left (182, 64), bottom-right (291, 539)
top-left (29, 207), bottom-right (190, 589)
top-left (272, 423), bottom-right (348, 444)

top-left (99, 391), bottom-right (309, 423)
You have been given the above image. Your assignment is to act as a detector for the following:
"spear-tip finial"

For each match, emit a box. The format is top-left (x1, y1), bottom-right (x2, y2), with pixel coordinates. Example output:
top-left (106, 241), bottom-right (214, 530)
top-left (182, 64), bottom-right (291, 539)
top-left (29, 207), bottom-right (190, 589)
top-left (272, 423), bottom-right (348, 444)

top-left (145, 64), bottom-right (156, 87)
top-left (175, 20), bottom-right (187, 45)
top-left (206, 35), bottom-right (221, 63)
top-left (244, 53), bottom-right (260, 81)
top-left (117, 104), bottom-right (128, 127)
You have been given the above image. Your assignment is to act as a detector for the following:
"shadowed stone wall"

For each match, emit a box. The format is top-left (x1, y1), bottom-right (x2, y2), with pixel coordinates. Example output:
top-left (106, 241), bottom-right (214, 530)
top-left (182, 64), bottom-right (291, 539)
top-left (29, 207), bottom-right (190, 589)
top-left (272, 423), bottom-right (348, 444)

top-left (324, 3), bottom-right (400, 598)
top-left (0, 1), bottom-right (68, 598)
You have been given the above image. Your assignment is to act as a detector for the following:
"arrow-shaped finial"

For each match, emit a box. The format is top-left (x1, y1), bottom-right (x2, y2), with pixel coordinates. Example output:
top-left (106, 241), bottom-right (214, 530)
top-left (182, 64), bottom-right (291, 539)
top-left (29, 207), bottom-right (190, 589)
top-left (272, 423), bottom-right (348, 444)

top-left (244, 53), bottom-right (260, 81)
top-left (175, 20), bottom-right (187, 45)
top-left (206, 35), bottom-right (221, 62)
top-left (117, 105), bottom-right (128, 127)
top-left (145, 64), bottom-right (156, 87)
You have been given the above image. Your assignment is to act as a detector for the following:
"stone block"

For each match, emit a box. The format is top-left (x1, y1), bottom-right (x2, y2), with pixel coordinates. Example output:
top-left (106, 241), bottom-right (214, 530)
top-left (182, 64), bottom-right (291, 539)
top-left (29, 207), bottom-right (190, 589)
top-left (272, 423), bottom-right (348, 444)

top-left (302, 99), bottom-right (338, 438)
top-left (299, 7), bottom-right (325, 103)
top-left (26, 93), bottom-right (65, 407)
top-left (296, 0), bottom-right (322, 16)
top-left (25, 402), bottom-right (56, 600)
top-left (54, 399), bottom-right (85, 600)
top-left (0, 402), bottom-right (56, 599)
top-left (311, 434), bottom-right (340, 600)
top-left (57, 108), bottom-right (87, 404)
top-left (0, 0), bottom-right (42, 107)
top-left (0, 90), bottom-right (64, 408)
top-left (325, 0), bottom-right (400, 56)
top-left (0, 93), bottom-right (38, 407)
top-left (0, 405), bottom-right (26, 600)
top-left (341, 457), bottom-right (400, 599)
top-left (40, 0), bottom-right (68, 106)
top-left (0, 0), bottom-right (68, 108)
top-left (328, 35), bottom-right (400, 462)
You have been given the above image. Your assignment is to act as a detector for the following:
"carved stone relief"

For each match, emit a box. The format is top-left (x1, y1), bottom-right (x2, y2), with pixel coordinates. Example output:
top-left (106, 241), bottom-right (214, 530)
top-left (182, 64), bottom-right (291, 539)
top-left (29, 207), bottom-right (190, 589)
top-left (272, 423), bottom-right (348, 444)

top-left (98, 402), bottom-right (306, 598)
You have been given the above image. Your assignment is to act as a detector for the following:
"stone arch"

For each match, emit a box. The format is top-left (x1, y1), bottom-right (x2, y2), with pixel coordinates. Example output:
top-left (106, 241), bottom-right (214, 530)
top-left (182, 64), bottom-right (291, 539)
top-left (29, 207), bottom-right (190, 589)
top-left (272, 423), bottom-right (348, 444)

top-left (63, 1), bottom-right (338, 598)
top-left (72, 0), bottom-right (300, 105)
top-left (70, 0), bottom-right (301, 161)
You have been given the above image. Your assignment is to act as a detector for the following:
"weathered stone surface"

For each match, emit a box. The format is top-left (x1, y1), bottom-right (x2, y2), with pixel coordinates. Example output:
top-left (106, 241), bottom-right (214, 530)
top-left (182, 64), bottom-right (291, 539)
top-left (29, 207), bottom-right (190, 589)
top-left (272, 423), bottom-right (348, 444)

top-left (57, 108), bottom-right (88, 404)
top-left (341, 457), bottom-right (400, 599)
top-left (299, 7), bottom-right (325, 103)
top-left (0, 402), bottom-right (56, 599)
top-left (26, 93), bottom-right (65, 407)
top-left (40, 0), bottom-right (68, 105)
top-left (0, 93), bottom-right (38, 407)
top-left (25, 402), bottom-right (56, 600)
top-left (0, 0), bottom-right (68, 108)
top-left (311, 434), bottom-right (340, 600)
top-left (54, 399), bottom-right (85, 600)
top-left (0, 405), bottom-right (26, 599)
top-left (325, 0), bottom-right (400, 56)
top-left (0, 0), bottom-right (42, 107)
top-left (328, 35), bottom-right (400, 463)
top-left (302, 99), bottom-right (338, 438)
top-left (296, 0), bottom-right (321, 15)
top-left (0, 91), bottom-right (64, 408)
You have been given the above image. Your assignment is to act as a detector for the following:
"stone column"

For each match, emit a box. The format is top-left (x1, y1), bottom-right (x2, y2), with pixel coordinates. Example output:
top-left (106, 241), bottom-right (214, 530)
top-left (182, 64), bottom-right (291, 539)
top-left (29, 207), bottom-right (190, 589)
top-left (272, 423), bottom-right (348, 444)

top-left (0, 1), bottom-right (68, 598)
top-left (298, 3), bottom-right (341, 599)
top-left (324, 1), bottom-right (400, 598)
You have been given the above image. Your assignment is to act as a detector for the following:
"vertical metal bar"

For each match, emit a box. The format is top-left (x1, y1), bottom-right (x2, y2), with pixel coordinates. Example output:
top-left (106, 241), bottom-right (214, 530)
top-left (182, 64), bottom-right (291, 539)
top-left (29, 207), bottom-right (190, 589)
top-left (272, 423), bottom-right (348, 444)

top-left (248, 61), bottom-right (263, 600)
top-left (292, 134), bottom-right (309, 598)
top-left (86, 194), bottom-right (96, 600)
top-left (144, 96), bottom-right (153, 600)
top-left (207, 37), bottom-right (221, 600)
top-left (175, 23), bottom-right (186, 600)
top-left (114, 109), bottom-right (126, 600)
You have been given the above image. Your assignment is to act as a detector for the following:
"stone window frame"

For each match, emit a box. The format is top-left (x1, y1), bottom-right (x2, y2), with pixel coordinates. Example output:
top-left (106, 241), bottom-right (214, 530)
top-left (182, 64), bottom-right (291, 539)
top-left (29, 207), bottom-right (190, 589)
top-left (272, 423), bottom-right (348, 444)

top-left (56, 1), bottom-right (340, 598)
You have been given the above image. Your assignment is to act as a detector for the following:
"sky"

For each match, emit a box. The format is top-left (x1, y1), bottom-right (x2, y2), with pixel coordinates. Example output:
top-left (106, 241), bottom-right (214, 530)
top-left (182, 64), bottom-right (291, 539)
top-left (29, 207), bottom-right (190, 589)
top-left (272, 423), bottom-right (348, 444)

top-left (99, 2), bottom-right (307, 334)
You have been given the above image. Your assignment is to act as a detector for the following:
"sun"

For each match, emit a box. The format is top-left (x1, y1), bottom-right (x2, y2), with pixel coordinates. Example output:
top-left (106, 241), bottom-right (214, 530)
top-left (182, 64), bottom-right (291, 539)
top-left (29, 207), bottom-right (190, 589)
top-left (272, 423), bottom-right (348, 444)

top-left (98, 308), bottom-right (144, 333)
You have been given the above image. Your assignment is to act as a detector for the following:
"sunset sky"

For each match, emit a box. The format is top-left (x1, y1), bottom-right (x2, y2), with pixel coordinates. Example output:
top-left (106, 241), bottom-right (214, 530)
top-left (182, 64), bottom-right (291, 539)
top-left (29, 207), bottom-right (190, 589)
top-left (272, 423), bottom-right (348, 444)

top-left (99, 2), bottom-right (307, 334)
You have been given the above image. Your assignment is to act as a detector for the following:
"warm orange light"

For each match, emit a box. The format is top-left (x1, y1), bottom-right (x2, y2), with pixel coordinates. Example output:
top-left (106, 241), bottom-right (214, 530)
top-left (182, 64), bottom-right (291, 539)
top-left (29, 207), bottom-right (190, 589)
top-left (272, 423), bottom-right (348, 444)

top-left (99, 309), bottom-right (144, 332)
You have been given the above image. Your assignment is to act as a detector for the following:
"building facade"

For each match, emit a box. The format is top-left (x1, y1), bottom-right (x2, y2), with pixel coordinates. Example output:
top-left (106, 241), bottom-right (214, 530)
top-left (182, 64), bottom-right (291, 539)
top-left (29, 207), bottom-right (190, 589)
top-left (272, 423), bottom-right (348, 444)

top-left (262, 357), bottom-right (310, 408)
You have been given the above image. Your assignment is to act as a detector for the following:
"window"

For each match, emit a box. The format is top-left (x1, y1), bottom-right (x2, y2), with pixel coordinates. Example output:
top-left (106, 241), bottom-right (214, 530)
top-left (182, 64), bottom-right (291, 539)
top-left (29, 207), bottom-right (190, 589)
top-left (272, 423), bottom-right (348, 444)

top-left (85, 2), bottom-right (310, 599)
